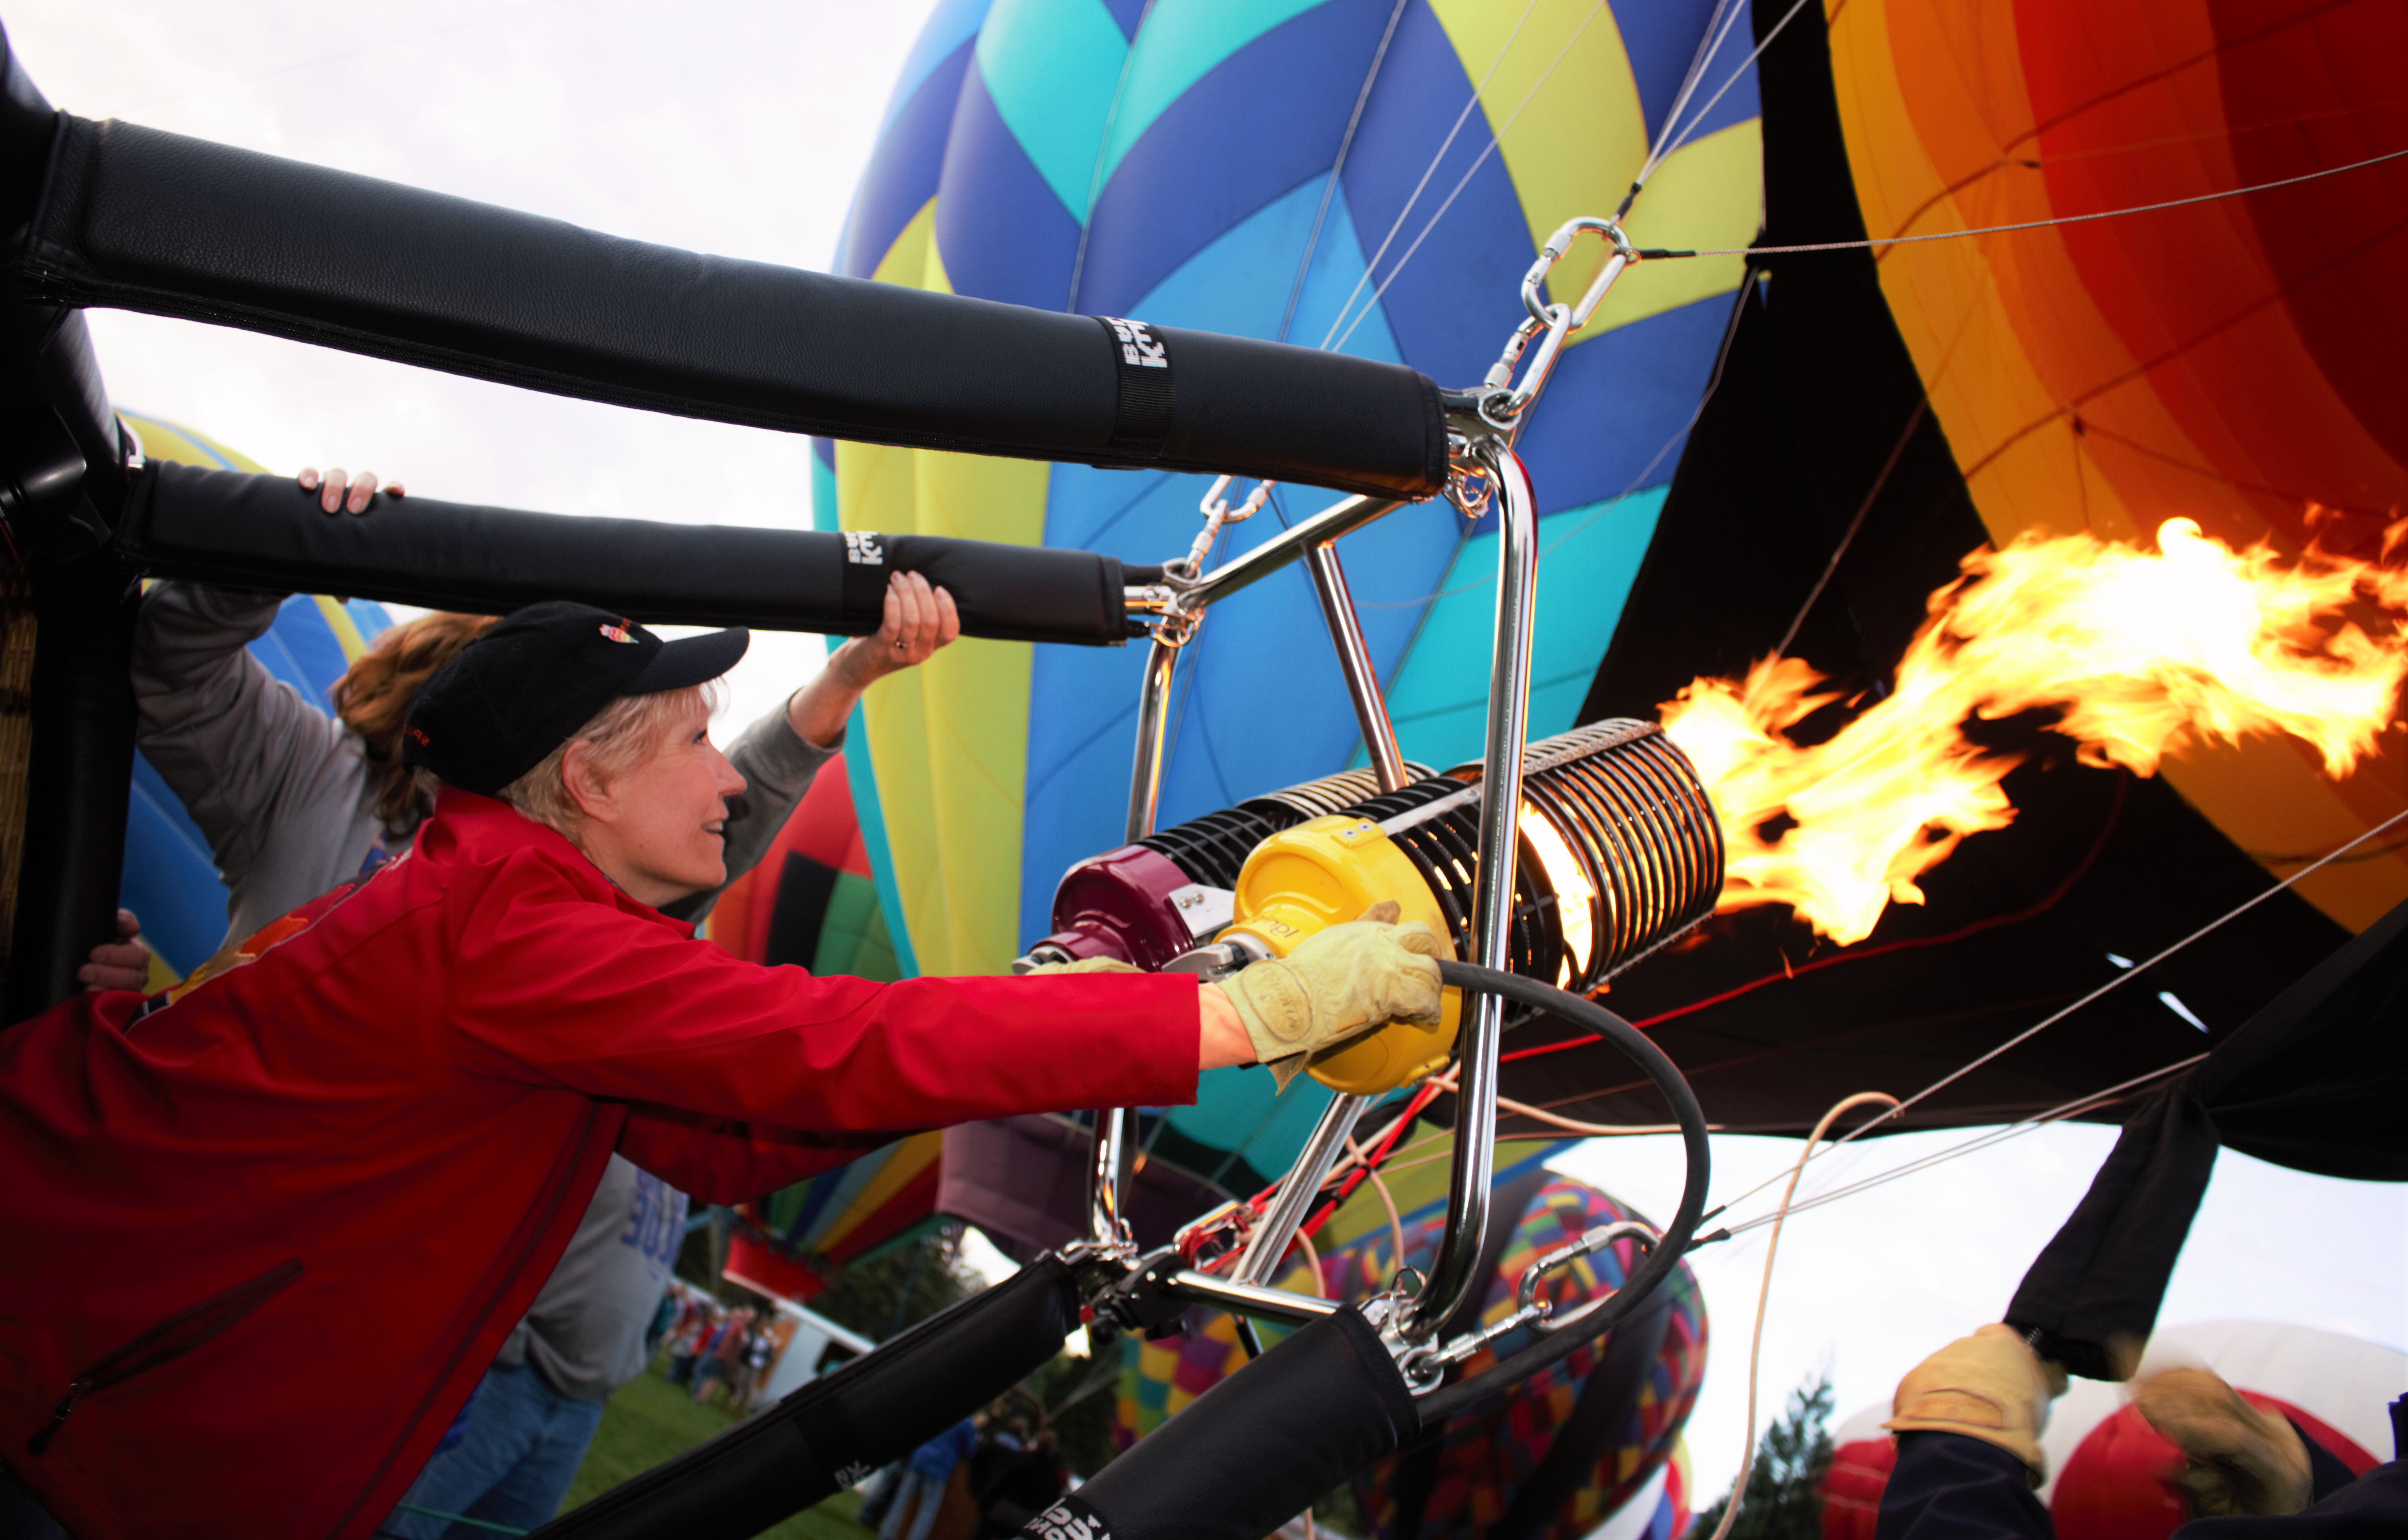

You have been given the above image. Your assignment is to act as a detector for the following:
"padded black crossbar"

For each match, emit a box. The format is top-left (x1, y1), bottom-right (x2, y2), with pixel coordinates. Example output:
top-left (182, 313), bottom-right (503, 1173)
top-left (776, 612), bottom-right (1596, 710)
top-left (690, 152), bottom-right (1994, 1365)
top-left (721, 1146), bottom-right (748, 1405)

top-left (531, 1257), bottom-right (1082, 1540)
top-left (16, 115), bottom-right (1448, 499)
top-left (120, 462), bottom-right (1135, 645)
top-left (1018, 1306), bottom-right (1418, 1540)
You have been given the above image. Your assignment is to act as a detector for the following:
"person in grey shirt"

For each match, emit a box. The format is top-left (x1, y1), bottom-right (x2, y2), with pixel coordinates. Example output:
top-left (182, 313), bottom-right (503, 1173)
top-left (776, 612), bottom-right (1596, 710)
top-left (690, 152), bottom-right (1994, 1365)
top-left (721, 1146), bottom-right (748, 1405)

top-left (84, 466), bottom-right (959, 1538)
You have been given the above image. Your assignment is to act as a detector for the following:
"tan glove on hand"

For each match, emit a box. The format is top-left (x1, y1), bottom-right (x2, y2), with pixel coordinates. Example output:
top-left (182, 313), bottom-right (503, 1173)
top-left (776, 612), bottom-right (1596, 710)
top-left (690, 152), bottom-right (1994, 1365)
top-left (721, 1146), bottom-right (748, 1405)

top-left (1221, 901), bottom-right (1445, 1090)
top-left (1884, 1325), bottom-right (2060, 1483)
top-left (1024, 957), bottom-right (1144, 975)
top-left (2135, 1367), bottom-right (2313, 1518)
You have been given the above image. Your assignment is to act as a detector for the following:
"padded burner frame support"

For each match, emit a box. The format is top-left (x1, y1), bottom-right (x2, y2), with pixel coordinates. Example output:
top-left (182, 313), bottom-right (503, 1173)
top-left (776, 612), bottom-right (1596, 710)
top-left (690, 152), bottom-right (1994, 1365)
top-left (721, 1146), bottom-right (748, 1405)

top-left (1016, 1306), bottom-right (1419, 1540)
top-left (13, 114), bottom-right (1447, 501)
top-left (121, 461), bottom-right (1139, 646)
top-left (528, 1256), bottom-right (1083, 1540)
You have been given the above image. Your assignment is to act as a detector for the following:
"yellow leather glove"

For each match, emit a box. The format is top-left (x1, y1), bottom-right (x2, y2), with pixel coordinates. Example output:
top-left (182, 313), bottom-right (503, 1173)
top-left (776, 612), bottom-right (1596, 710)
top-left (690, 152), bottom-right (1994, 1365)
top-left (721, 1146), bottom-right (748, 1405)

top-left (1024, 956), bottom-right (1144, 975)
top-left (2135, 1366), bottom-right (2312, 1519)
top-left (1220, 900), bottom-right (1445, 1090)
top-left (1884, 1325), bottom-right (2060, 1483)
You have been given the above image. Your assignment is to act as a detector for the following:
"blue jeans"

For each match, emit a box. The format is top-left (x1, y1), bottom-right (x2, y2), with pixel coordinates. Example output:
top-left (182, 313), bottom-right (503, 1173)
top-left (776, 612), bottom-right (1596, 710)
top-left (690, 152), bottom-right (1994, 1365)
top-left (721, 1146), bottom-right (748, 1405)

top-left (382, 1363), bottom-right (606, 1538)
top-left (877, 1469), bottom-right (948, 1540)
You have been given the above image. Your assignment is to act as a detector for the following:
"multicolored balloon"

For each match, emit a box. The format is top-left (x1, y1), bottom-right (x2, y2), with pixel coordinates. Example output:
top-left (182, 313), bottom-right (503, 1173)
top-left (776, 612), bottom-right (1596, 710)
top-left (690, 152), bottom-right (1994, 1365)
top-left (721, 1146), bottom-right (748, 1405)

top-left (1112, 1156), bottom-right (1707, 1539)
top-left (721, 1132), bottom-right (946, 1302)
top-left (822, 0), bottom-right (1763, 1186)
top-left (1821, 0), bottom-right (2408, 932)
top-left (1822, 1322), bottom-right (2405, 1540)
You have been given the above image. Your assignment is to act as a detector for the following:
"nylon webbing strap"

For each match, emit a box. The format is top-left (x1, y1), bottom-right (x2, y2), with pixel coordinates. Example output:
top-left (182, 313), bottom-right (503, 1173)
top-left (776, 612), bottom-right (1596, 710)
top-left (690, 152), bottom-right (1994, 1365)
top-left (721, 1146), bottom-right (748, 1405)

top-left (1096, 317), bottom-right (1174, 456)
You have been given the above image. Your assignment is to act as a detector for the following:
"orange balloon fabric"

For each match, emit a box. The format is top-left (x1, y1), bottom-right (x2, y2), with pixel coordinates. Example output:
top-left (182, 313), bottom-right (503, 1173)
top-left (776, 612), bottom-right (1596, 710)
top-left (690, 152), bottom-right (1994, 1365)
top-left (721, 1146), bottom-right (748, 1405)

top-left (1824, 0), bottom-right (2408, 929)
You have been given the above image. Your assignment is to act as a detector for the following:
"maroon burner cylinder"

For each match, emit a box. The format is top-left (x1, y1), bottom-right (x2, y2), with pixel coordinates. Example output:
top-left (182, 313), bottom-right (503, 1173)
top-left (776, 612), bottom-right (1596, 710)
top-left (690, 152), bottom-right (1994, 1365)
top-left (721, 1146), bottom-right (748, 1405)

top-left (1018, 765), bottom-right (1422, 972)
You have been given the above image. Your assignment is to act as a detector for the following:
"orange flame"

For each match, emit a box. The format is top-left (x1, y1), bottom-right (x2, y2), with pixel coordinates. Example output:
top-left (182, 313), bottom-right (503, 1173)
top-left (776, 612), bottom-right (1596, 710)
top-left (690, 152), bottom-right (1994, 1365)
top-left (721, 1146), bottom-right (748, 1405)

top-left (1660, 518), bottom-right (2408, 945)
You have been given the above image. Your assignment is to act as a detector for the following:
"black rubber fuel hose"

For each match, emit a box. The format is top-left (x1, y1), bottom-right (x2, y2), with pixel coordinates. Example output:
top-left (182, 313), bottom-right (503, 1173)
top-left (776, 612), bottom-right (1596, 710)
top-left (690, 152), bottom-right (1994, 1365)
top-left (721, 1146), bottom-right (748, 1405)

top-left (1413, 960), bottom-right (1711, 1425)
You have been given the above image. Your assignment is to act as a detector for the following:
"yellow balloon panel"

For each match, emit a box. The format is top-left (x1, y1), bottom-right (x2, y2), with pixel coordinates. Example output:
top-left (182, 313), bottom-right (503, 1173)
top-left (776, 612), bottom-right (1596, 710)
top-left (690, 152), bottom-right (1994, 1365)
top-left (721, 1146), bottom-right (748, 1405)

top-left (837, 199), bottom-right (1048, 976)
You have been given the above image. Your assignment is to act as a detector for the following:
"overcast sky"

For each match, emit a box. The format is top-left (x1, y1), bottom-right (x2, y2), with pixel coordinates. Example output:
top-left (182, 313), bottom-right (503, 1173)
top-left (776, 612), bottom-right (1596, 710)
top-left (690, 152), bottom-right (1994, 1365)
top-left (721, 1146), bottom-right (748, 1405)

top-left (8, 0), bottom-right (931, 726)
top-left (16, 1), bottom-right (2404, 1526)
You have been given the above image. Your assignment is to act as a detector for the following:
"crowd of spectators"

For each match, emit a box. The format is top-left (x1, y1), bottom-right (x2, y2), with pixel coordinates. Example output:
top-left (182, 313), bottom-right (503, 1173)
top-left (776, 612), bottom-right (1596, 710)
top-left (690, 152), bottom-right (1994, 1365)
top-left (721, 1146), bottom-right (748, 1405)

top-left (659, 1283), bottom-right (787, 1412)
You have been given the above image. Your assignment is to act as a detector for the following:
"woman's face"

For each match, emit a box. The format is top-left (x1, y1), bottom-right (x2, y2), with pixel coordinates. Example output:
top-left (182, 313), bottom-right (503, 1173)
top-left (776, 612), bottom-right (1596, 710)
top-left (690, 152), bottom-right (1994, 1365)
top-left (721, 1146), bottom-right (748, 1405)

top-left (569, 695), bottom-right (747, 907)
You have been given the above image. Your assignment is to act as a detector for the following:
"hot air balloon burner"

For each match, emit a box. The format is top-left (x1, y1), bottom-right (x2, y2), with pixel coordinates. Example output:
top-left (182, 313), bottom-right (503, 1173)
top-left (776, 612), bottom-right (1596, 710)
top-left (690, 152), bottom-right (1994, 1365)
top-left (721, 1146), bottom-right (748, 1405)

top-left (1017, 764), bottom-right (1427, 974)
top-left (1372, 718), bottom-right (1726, 995)
top-left (1201, 718), bottom-right (1724, 1096)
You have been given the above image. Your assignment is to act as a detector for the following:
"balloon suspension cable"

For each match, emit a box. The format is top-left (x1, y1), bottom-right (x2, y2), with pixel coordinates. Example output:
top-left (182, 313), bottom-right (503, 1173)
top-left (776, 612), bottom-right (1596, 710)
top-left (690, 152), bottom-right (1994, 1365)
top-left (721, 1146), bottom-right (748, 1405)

top-left (1632, 143), bottom-right (2408, 262)
top-left (1317, 0), bottom-right (1547, 353)
top-left (1707, 1049), bottom-right (2212, 1244)
top-left (1700, 1091), bottom-right (1899, 1540)
top-left (1702, 799), bottom-right (2408, 1224)
top-left (1628, 0), bottom-right (1755, 197)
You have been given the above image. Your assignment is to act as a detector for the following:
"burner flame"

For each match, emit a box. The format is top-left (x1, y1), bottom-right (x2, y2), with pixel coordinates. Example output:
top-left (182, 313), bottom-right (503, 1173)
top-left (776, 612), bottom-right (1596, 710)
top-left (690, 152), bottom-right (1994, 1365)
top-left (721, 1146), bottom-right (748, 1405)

top-left (1660, 518), bottom-right (2408, 944)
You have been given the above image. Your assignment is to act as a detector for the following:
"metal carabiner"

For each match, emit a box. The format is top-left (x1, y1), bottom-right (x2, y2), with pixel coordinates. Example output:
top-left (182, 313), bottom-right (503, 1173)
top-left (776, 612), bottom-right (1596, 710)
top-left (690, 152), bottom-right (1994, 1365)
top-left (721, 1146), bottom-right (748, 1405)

top-left (1172, 475), bottom-right (1274, 579)
top-left (1523, 1220), bottom-right (1657, 1335)
top-left (1520, 216), bottom-right (1639, 334)
top-left (1480, 218), bottom-right (1641, 430)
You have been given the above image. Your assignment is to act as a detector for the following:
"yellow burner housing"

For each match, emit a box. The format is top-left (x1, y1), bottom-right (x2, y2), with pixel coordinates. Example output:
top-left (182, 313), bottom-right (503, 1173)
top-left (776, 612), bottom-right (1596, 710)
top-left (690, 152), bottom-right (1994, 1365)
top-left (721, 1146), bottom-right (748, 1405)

top-left (1221, 814), bottom-right (1460, 1096)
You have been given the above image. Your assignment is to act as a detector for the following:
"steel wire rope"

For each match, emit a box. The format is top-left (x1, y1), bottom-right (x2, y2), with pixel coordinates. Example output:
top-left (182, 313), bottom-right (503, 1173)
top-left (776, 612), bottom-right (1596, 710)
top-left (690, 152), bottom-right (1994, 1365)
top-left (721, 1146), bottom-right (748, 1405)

top-left (1347, 1132), bottom-right (1414, 1279)
top-left (1314, 0), bottom-right (1548, 353)
top-left (1328, 2), bottom-right (1610, 355)
top-left (1630, 0), bottom-right (1756, 192)
top-left (1710, 1051), bottom-right (2213, 1241)
top-left (1694, 800), bottom-right (2408, 1226)
top-left (1638, 144), bottom-right (2408, 260)
top-left (1274, 0), bottom-right (1414, 347)
top-left (1352, 258), bottom-right (1761, 615)
top-left (1644, 0), bottom-right (1820, 179)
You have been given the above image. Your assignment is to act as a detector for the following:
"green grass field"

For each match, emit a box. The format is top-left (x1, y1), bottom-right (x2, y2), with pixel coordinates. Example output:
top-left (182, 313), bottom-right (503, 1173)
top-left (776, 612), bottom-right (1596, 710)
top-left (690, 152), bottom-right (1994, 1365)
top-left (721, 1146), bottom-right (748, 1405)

top-left (552, 1365), bottom-right (873, 1539)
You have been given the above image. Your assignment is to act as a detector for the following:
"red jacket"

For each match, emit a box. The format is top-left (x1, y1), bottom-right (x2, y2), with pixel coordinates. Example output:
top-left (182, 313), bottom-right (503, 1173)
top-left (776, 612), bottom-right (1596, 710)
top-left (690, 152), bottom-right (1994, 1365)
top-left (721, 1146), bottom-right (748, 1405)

top-left (0, 792), bottom-right (1197, 1538)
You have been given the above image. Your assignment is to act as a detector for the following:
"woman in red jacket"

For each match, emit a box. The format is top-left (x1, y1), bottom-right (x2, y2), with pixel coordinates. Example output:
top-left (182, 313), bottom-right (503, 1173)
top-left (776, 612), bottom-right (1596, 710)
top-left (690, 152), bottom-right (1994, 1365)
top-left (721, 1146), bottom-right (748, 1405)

top-left (0, 603), bottom-right (1443, 1540)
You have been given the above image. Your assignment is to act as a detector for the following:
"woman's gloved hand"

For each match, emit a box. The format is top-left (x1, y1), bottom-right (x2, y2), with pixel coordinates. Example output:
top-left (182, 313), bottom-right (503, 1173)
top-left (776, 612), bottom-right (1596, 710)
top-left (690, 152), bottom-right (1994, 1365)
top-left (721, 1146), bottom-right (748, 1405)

top-left (2135, 1366), bottom-right (2313, 1518)
top-left (1884, 1325), bottom-right (2063, 1484)
top-left (1023, 956), bottom-right (1144, 975)
top-left (1221, 900), bottom-right (1445, 1089)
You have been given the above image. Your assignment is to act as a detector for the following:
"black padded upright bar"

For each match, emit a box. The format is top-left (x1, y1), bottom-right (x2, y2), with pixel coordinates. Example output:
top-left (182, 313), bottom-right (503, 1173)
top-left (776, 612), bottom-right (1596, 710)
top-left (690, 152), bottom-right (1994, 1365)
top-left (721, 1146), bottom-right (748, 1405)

top-left (120, 462), bottom-right (1135, 645)
top-left (4, 555), bottom-right (137, 1022)
top-left (532, 1258), bottom-right (1082, 1540)
top-left (14, 115), bottom-right (1447, 500)
top-left (1018, 1307), bottom-right (1418, 1540)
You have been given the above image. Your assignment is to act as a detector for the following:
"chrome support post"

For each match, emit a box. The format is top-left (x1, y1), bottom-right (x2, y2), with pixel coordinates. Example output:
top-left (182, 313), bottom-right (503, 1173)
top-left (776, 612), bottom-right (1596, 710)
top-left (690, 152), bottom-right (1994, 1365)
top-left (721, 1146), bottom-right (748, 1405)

top-left (1181, 493), bottom-right (1399, 609)
top-left (1089, 628), bottom-right (1187, 1247)
top-left (1272, 538), bottom-right (1406, 1274)
top-left (1304, 541), bottom-right (1409, 795)
top-left (1087, 1110), bottom-right (1132, 1248)
top-left (1124, 631), bottom-right (1181, 847)
top-left (1163, 1268), bottom-right (1345, 1326)
top-left (1405, 439), bottom-right (1539, 1339)
top-left (1231, 1092), bottom-right (1368, 1286)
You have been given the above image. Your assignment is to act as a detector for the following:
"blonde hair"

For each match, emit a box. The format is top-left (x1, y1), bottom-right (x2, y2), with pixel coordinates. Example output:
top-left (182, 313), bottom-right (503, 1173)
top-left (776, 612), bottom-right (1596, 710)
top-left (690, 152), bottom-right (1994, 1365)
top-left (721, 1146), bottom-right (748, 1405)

top-left (498, 680), bottom-right (725, 838)
top-left (332, 610), bottom-right (499, 824)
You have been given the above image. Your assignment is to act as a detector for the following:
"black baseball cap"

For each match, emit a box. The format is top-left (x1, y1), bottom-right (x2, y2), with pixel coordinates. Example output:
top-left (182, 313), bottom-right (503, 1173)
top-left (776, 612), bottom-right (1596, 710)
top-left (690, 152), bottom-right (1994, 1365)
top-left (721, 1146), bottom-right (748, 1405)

top-left (402, 602), bottom-right (750, 797)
